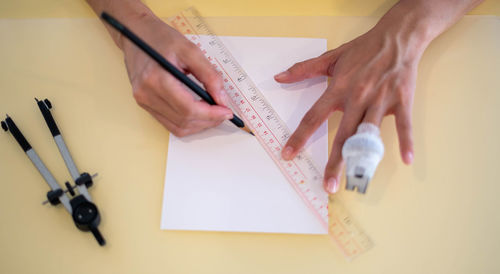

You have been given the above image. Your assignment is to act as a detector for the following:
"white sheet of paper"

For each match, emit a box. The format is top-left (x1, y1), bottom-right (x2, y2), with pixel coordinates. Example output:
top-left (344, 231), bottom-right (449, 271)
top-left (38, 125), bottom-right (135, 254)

top-left (161, 36), bottom-right (328, 234)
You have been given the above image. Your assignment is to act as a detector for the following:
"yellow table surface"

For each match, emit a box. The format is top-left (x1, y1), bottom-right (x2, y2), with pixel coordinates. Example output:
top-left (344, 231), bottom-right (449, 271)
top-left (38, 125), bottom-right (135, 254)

top-left (1, 1), bottom-right (500, 274)
top-left (1, 0), bottom-right (500, 17)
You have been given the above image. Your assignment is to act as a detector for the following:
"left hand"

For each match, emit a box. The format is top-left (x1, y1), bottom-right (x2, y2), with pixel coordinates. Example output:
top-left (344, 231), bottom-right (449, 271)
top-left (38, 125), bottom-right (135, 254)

top-left (275, 23), bottom-right (424, 194)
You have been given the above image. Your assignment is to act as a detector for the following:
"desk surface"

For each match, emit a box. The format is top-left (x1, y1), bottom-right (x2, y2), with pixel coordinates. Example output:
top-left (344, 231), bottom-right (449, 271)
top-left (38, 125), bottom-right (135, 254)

top-left (1, 0), bottom-right (500, 17)
top-left (1, 2), bottom-right (500, 274)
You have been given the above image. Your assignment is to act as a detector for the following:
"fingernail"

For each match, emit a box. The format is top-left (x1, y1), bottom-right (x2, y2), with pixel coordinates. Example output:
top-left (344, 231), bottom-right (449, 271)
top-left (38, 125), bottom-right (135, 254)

top-left (274, 71), bottom-right (290, 81)
top-left (282, 146), bottom-right (294, 160)
top-left (224, 113), bottom-right (233, 120)
top-left (326, 178), bottom-right (339, 194)
top-left (405, 151), bottom-right (414, 165)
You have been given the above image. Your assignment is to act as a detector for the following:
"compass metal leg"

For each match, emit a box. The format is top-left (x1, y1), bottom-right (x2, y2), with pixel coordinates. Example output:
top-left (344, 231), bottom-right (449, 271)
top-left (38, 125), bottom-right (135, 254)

top-left (36, 98), bottom-right (92, 202)
top-left (2, 115), bottom-right (72, 213)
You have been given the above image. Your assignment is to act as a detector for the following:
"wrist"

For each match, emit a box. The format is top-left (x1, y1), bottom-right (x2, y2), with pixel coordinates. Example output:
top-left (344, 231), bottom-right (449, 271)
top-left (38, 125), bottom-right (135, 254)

top-left (115, 8), bottom-right (157, 50)
top-left (371, 1), bottom-right (442, 62)
top-left (87, 0), bottom-right (157, 50)
top-left (114, 9), bottom-right (159, 51)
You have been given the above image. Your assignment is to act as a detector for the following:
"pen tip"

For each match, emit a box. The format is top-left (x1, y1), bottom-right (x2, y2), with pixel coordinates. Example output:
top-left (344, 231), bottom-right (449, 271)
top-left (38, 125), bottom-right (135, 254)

top-left (240, 124), bottom-right (254, 136)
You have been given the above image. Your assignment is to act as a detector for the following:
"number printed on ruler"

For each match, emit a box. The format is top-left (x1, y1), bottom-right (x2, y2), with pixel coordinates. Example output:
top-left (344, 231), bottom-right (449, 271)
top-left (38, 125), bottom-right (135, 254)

top-left (169, 8), bottom-right (373, 260)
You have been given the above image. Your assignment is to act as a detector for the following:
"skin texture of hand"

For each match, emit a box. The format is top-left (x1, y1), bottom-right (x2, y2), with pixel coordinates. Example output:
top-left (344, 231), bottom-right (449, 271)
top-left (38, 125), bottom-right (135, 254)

top-left (275, 0), bottom-right (483, 194)
top-left (276, 29), bottom-right (418, 194)
top-left (88, 0), bottom-right (482, 192)
top-left (121, 16), bottom-right (233, 136)
top-left (87, 0), bottom-right (232, 136)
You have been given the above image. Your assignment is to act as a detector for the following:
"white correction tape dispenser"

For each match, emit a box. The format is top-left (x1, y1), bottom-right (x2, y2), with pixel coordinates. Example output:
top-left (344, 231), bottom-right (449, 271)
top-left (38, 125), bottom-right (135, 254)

top-left (342, 123), bottom-right (384, 194)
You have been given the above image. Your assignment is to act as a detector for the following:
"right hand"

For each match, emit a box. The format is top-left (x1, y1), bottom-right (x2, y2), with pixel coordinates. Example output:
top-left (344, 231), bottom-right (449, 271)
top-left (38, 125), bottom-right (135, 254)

top-left (120, 15), bottom-right (233, 137)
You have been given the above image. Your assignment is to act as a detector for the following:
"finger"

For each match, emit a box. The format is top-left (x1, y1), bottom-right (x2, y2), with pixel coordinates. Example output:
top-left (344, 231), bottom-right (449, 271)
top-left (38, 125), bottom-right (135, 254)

top-left (190, 100), bottom-right (234, 122)
top-left (281, 91), bottom-right (338, 161)
top-left (149, 88), bottom-right (231, 127)
top-left (134, 87), bottom-right (189, 127)
top-left (150, 110), bottom-right (196, 137)
top-left (361, 105), bottom-right (385, 127)
top-left (146, 90), bottom-right (230, 127)
top-left (274, 49), bottom-right (340, 84)
top-left (324, 107), bottom-right (364, 194)
top-left (147, 106), bottom-right (224, 137)
top-left (395, 106), bottom-right (414, 165)
top-left (135, 61), bottom-right (198, 115)
top-left (143, 106), bottom-right (185, 135)
top-left (156, 73), bottom-right (233, 122)
top-left (178, 44), bottom-right (229, 107)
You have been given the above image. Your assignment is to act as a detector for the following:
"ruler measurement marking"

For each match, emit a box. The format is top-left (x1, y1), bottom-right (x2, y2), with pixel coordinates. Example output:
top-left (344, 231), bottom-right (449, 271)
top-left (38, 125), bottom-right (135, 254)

top-left (213, 58), bottom-right (284, 149)
top-left (175, 11), bottom-right (326, 225)
top-left (180, 13), bottom-right (199, 36)
top-left (170, 8), bottom-right (373, 260)
top-left (212, 57), bottom-right (328, 229)
top-left (212, 51), bottom-right (311, 188)
top-left (329, 221), bottom-right (353, 257)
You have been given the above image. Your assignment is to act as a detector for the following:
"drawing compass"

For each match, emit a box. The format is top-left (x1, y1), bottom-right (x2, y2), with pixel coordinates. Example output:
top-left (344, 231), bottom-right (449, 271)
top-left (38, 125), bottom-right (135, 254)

top-left (1, 98), bottom-right (105, 246)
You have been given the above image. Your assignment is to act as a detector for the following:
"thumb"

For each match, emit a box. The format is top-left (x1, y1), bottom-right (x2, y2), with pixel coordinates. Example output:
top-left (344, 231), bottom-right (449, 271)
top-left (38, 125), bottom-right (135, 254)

top-left (180, 44), bottom-right (230, 107)
top-left (274, 49), bottom-right (340, 84)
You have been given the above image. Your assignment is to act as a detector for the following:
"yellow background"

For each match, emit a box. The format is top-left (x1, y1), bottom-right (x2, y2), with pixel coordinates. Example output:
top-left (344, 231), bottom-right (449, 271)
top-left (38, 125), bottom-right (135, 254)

top-left (1, 1), bottom-right (499, 274)
top-left (1, 0), bottom-right (500, 17)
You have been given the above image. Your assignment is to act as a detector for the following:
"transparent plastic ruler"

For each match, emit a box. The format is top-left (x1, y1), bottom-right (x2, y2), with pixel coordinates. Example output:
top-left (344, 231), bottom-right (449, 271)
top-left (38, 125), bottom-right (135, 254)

top-left (168, 7), bottom-right (373, 260)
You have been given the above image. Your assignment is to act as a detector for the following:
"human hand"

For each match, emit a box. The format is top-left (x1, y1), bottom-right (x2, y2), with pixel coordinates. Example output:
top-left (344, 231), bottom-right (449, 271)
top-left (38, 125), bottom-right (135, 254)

top-left (275, 21), bottom-right (425, 194)
top-left (120, 15), bottom-right (233, 136)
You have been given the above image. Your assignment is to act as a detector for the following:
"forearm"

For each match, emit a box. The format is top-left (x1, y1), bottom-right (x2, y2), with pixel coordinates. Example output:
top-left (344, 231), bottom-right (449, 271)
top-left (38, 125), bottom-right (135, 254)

top-left (373, 0), bottom-right (483, 59)
top-left (86, 0), bottom-right (155, 49)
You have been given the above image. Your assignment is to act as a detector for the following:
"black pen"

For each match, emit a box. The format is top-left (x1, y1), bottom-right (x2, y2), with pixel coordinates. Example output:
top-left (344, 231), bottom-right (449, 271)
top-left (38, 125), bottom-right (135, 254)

top-left (101, 12), bottom-right (253, 136)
